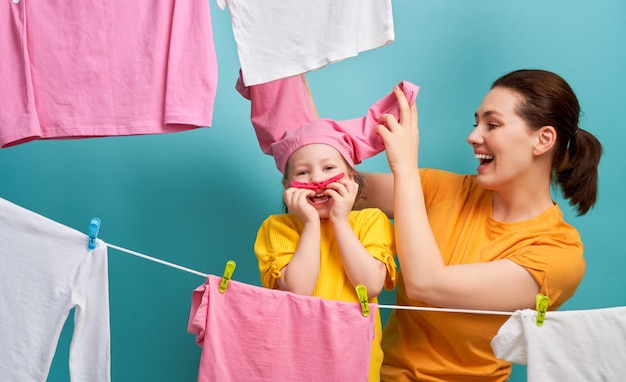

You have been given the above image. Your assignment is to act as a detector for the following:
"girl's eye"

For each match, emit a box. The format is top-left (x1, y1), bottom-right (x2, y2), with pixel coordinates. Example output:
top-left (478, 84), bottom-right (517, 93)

top-left (296, 170), bottom-right (308, 176)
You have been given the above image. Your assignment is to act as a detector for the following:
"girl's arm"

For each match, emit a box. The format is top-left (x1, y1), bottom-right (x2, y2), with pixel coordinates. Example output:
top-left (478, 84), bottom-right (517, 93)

top-left (328, 178), bottom-right (386, 299)
top-left (276, 187), bottom-right (321, 295)
top-left (276, 220), bottom-right (321, 295)
top-left (332, 221), bottom-right (387, 299)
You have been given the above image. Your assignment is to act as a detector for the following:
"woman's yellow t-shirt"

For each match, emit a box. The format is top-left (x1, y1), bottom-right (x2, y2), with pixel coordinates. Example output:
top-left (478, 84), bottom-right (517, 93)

top-left (381, 169), bottom-right (586, 382)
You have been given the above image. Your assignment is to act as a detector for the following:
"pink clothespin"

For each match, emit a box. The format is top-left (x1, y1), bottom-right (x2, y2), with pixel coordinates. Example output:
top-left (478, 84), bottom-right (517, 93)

top-left (290, 173), bottom-right (345, 191)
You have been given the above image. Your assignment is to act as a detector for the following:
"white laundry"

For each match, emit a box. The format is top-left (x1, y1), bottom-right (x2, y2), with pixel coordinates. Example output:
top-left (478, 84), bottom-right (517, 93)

top-left (218, 0), bottom-right (394, 86)
top-left (0, 198), bottom-right (110, 382)
top-left (491, 307), bottom-right (626, 382)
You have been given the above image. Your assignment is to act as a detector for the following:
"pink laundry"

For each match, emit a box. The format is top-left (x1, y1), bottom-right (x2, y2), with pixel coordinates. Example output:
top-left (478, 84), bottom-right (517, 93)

top-left (0, 0), bottom-right (218, 148)
top-left (188, 275), bottom-right (375, 382)
top-left (237, 74), bottom-right (420, 173)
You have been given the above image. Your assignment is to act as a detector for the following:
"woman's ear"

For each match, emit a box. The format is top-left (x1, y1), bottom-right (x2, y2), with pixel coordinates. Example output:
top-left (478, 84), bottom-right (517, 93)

top-left (534, 125), bottom-right (557, 156)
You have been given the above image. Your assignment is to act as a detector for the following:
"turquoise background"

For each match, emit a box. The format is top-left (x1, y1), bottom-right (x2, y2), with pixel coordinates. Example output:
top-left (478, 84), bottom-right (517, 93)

top-left (1, 1), bottom-right (624, 381)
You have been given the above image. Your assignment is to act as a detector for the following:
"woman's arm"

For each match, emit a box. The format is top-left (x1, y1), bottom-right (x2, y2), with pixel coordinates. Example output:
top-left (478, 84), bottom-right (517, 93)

top-left (376, 86), bottom-right (539, 311)
top-left (361, 172), bottom-right (395, 218)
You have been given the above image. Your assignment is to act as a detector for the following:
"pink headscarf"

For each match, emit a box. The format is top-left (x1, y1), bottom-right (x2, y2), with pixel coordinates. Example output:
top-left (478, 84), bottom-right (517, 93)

top-left (237, 73), bottom-right (419, 174)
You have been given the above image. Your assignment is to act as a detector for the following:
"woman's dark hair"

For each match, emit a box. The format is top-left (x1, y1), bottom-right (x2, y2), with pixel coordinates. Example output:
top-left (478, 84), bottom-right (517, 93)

top-left (492, 69), bottom-right (603, 215)
top-left (281, 170), bottom-right (367, 213)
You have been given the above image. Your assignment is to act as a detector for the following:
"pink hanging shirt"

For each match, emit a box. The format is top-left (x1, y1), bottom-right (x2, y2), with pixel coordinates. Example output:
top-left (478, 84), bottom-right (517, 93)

top-left (188, 275), bottom-right (375, 381)
top-left (0, 0), bottom-right (218, 148)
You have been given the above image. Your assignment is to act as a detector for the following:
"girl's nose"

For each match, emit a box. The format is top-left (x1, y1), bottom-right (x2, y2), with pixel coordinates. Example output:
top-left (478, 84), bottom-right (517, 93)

top-left (309, 171), bottom-right (325, 184)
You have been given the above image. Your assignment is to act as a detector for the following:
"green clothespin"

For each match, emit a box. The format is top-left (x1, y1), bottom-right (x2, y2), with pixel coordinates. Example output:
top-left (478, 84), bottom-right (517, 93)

top-left (218, 260), bottom-right (236, 293)
top-left (355, 284), bottom-right (370, 317)
top-left (535, 293), bottom-right (550, 327)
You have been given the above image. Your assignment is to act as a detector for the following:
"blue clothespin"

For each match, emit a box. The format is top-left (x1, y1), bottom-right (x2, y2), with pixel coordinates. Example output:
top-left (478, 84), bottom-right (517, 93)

top-left (535, 293), bottom-right (550, 327)
top-left (87, 218), bottom-right (101, 250)
top-left (219, 260), bottom-right (236, 293)
top-left (355, 284), bottom-right (370, 317)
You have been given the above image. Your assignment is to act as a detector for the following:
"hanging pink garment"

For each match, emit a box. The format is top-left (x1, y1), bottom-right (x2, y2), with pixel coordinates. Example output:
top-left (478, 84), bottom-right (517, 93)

top-left (0, 0), bottom-right (217, 148)
top-left (188, 275), bottom-right (375, 382)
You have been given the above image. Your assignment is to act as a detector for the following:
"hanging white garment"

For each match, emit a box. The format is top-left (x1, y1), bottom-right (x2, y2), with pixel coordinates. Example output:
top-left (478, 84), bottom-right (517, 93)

top-left (491, 307), bottom-right (626, 382)
top-left (0, 198), bottom-right (110, 382)
top-left (218, 0), bottom-right (394, 86)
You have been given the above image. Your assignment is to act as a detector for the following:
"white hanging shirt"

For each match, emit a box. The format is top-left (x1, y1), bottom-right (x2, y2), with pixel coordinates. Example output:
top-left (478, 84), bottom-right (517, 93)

top-left (491, 307), bottom-right (626, 382)
top-left (0, 198), bottom-right (110, 382)
top-left (218, 0), bottom-right (394, 86)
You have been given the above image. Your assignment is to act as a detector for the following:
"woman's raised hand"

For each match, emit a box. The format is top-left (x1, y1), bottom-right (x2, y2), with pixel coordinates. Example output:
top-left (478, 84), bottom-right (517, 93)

top-left (376, 85), bottom-right (419, 175)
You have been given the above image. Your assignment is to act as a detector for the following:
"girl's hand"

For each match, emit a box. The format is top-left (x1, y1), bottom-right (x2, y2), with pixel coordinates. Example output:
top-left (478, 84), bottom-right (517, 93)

top-left (376, 85), bottom-right (419, 175)
top-left (283, 187), bottom-right (319, 223)
top-left (325, 177), bottom-right (359, 223)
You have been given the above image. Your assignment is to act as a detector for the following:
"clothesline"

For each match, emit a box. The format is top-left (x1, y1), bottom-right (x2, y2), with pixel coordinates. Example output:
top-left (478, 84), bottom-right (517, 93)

top-left (106, 243), bottom-right (208, 278)
top-left (377, 304), bottom-right (513, 316)
top-left (105, 242), bottom-right (514, 316)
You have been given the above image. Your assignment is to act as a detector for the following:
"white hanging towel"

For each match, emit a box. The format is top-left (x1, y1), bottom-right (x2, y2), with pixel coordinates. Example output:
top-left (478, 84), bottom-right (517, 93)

top-left (0, 198), bottom-right (110, 382)
top-left (217, 0), bottom-right (394, 86)
top-left (491, 307), bottom-right (626, 381)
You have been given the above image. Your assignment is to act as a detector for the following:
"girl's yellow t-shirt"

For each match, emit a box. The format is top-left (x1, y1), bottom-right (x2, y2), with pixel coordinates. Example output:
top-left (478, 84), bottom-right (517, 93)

top-left (255, 208), bottom-right (397, 382)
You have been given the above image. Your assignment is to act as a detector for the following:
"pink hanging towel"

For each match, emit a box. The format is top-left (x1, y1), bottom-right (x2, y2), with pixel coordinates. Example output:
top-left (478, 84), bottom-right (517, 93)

top-left (0, 0), bottom-right (218, 148)
top-left (188, 275), bottom-right (375, 381)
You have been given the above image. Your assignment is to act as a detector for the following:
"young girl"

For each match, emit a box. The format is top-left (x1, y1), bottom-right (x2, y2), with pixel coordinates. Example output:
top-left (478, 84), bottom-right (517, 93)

top-left (365, 69), bottom-right (602, 381)
top-left (238, 74), bottom-right (418, 381)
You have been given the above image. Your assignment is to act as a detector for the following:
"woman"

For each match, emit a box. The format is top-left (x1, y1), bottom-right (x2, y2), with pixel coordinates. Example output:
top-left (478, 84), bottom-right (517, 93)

top-left (365, 69), bottom-right (602, 381)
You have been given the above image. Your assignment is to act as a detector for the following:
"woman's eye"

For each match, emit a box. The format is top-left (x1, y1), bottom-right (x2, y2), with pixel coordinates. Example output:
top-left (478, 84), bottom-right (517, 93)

top-left (488, 123), bottom-right (498, 130)
top-left (472, 123), bottom-right (478, 128)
